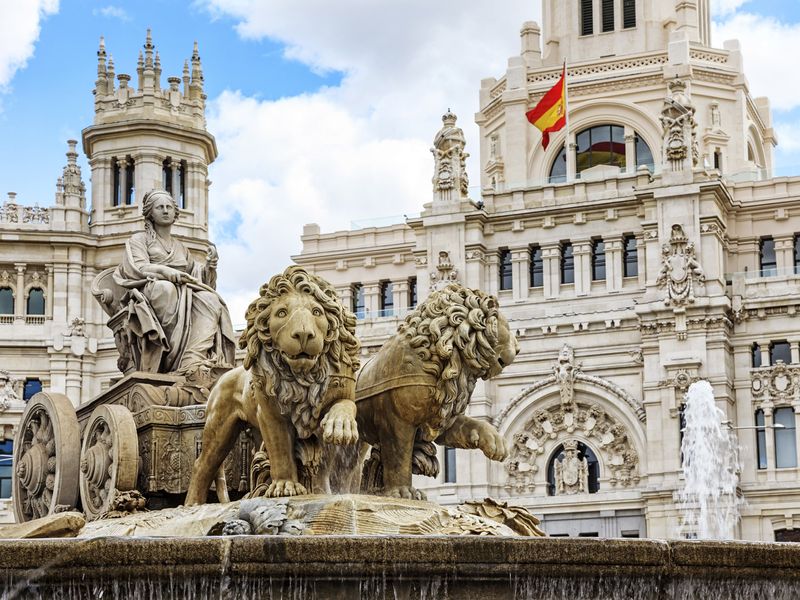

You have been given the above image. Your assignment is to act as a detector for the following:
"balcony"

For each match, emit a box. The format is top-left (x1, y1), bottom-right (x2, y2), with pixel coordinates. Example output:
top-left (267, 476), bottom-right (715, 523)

top-left (750, 362), bottom-right (800, 405)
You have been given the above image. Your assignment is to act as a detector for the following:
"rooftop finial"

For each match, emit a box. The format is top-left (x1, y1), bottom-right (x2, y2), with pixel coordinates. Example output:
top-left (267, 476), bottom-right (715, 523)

top-left (144, 28), bottom-right (154, 69)
top-left (66, 140), bottom-right (78, 164)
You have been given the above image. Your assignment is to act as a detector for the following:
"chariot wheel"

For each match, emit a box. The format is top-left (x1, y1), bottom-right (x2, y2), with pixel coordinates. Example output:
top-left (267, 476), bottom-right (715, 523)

top-left (12, 392), bottom-right (80, 522)
top-left (79, 404), bottom-right (139, 521)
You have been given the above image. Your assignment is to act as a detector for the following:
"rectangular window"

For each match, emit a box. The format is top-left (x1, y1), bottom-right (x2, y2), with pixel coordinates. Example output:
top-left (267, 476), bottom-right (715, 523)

top-left (0, 439), bottom-right (11, 499)
top-left (623, 235), bottom-right (638, 277)
top-left (580, 0), bottom-right (594, 35)
top-left (112, 158), bottom-right (121, 206)
top-left (125, 158), bottom-right (135, 205)
top-left (408, 277), bottom-right (417, 308)
top-left (621, 531), bottom-right (640, 538)
top-left (713, 149), bottom-right (722, 171)
top-left (499, 249), bottom-right (513, 291)
top-left (602, 0), bottom-right (614, 32)
top-left (23, 378), bottom-right (42, 402)
top-left (623, 0), bottom-right (636, 28)
top-left (352, 284), bottom-right (365, 319)
top-left (760, 237), bottom-right (777, 276)
top-left (752, 343), bottom-right (762, 368)
top-left (561, 242), bottom-right (574, 284)
top-left (774, 407), bottom-right (798, 468)
top-left (579, 532), bottom-right (599, 537)
top-left (591, 239), bottom-right (606, 281)
top-left (770, 341), bottom-right (791, 365)
top-left (162, 159), bottom-right (172, 195)
top-left (755, 409), bottom-right (767, 470)
top-left (179, 161), bottom-right (187, 209)
top-left (444, 447), bottom-right (457, 483)
top-left (379, 281), bottom-right (394, 317)
top-left (530, 245), bottom-right (544, 288)
top-left (794, 234), bottom-right (800, 274)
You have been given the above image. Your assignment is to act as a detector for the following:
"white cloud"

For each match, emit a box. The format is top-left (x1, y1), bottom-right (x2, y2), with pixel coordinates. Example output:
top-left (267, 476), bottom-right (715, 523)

top-left (199, 0), bottom-right (535, 317)
top-left (0, 0), bottom-right (58, 89)
top-left (713, 13), bottom-right (800, 111)
top-left (93, 6), bottom-right (130, 22)
top-left (710, 0), bottom-right (749, 17)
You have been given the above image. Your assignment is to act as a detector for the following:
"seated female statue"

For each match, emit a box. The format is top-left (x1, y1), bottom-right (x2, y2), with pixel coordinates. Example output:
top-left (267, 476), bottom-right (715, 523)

top-left (113, 189), bottom-right (236, 375)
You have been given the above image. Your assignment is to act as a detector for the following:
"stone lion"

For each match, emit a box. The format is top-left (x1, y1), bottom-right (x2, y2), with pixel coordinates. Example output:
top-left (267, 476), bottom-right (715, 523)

top-left (185, 266), bottom-right (360, 504)
top-left (350, 283), bottom-right (518, 499)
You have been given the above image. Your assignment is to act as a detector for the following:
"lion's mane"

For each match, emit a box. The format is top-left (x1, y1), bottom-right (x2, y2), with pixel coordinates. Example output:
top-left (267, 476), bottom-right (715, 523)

top-left (399, 283), bottom-right (501, 433)
top-left (240, 266), bottom-right (360, 438)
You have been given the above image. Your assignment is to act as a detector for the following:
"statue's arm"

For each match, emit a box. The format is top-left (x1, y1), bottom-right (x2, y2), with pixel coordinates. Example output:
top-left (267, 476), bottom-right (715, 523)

top-left (203, 243), bottom-right (219, 289)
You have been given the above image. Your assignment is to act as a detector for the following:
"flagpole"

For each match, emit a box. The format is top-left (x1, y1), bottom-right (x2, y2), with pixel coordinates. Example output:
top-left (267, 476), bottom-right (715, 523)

top-left (563, 58), bottom-right (571, 182)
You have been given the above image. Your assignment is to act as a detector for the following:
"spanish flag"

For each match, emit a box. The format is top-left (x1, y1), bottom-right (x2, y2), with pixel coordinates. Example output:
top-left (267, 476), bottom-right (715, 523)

top-left (526, 64), bottom-right (567, 150)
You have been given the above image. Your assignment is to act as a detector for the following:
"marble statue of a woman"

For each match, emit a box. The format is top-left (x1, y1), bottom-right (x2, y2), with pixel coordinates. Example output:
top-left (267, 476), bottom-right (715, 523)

top-left (112, 189), bottom-right (235, 375)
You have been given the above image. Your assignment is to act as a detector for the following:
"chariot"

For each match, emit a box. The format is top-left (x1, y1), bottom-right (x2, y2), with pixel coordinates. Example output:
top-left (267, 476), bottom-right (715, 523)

top-left (11, 268), bottom-right (254, 523)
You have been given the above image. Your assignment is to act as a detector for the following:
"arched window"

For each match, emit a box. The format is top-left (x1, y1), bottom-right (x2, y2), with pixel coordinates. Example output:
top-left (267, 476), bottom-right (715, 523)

top-left (546, 441), bottom-right (600, 496)
top-left (26, 288), bottom-right (45, 315)
top-left (0, 288), bottom-right (13, 315)
top-left (548, 125), bottom-right (654, 182)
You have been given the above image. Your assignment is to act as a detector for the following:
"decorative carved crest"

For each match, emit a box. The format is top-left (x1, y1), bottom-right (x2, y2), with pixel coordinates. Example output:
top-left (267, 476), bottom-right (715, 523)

top-left (0, 369), bottom-right (21, 412)
top-left (554, 439), bottom-right (589, 495)
top-left (751, 362), bottom-right (800, 404)
top-left (656, 224), bottom-right (705, 306)
top-left (660, 79), bottom-right (699, 171)
top-left (429, 251), bottom-right (459, 291)
top-left (431, 110), bottom-right (470, 201)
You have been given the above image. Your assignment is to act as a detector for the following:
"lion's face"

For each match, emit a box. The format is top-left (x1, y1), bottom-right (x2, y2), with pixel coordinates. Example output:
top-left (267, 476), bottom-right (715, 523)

top-left (267, 289), bottom-right (328, 375)
top-left (487, 311), bottom-right (519, 378)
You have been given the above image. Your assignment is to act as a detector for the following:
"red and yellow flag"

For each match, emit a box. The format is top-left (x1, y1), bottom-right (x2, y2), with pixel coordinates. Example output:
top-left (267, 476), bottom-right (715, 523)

top-left (526, 64), bottom-right (567, 150)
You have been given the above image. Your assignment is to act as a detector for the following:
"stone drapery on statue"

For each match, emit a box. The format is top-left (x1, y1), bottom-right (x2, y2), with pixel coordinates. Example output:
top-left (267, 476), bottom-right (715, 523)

top-left (103, 189), bottom-right (235, 375)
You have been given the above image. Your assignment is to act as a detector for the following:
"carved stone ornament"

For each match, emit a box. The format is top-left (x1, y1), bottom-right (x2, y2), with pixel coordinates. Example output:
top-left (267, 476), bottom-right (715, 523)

top-left (0, 369), bottom-right (21, 412)
top-left (554, 344), bottom-right (580, 408)
top-left (66, 317), bottom-right (86, 337)
top-left (751, 362), bottom-right (800, 404)
top-left (0, 202), bottom-right (19, 223)
top-left (505, 399), bottom-right (640, 494)
top-left (431, 110), bottom-right (470, 201)
top-left (554, 439), bottom-right (589, 495)
top-left (429, 250), bottom-right (460, 291)
top-left (656, 224), bottom-right (705, 306)
top-left (660, 79), bottom-right (699, 170)
top-left (22, 205), bottom-right (49, 224)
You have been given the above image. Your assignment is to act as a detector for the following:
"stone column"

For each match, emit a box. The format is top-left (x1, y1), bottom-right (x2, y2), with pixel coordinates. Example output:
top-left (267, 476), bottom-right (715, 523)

top-left (759, 343), bottom-right (771, 368)
top-left (14, 264), bottom-right (25, 320)
top-left (542, 244), bottom-right (560, 299)
top-left (606, 237), bottom-right (624, 292)
top-left (775, 235), bottom-right (794, 275)
top-left (172, 163), bottom-right (182, 206)
top-left (335, 285), bottom-right (353, 314)
top-left (65, 356), bottom-right (83, 407)
top-left (134, 151), bottom-right (162, 205)
top-left (573, 240), bottom-right (592, 296)
top-left (52, 262), bottom-right (68, 324)
top-left (118, 158), bottom-right (128, 206)
top-left (465, 251), bottom-right (486, 293)
top-left (511, 246), bottom-right (530, 301)
top-left (363, 283), bottom-right (381, 319)
top-left (764, 407), bottom-right (776, 481)
top-left (67, 247), bottom-right (83, 323)
top-left (485, 253), bottom-right (500, 297)
top-left (392, 279), bottom-right (409, 313)
top-left (566, 139), bottom-right (577, 182)
top-left (46, 266), bottom-right (54, 319)
top-left (624, 130), bottom-right (636, 174)
top-left (789, 339), bottom-right (800, 364)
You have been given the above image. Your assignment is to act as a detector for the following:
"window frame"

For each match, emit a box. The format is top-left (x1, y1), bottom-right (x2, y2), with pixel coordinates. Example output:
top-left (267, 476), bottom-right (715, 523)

top-left (591, 238), bottom-right (606, 281)
top-left (379, 280), bottom-right (394, 317)
top-left (759, 236), bottom-right (777, 276)
top-left (26, 287), bottom-right (45, 316)
top-left (580, 0), bottom-right (594, 36)
top-left (622, 0), bottom-right (636, 29)
top-left (499, 248), bottom-right (513, 291)
top-left (560, 242), bottom-right (574, 285)
top-left (530, 245), bottom-right (544, 288)
top-left (774, 407), bottom-right (798, 469)
top-left (351, 283), bottom-right (365, 319)
top-left (623, 234), bottom-right (638, 278)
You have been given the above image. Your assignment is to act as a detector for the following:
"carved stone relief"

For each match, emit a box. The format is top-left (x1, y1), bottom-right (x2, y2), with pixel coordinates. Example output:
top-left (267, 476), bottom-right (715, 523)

top-left (656, 224), bottom-right (705, 306)
top-left (431, 110), bottom-right (470, 201)
top-left (0, 369), bottom-right (21, 412)
top-left (554, 439), bottom-right (589, 495)
top-left (751, 363), bottom-right (800, 405)
top-left (660, 79), bottom-right (699, 171)
top-left (429, 250), bottom-right (460, 291)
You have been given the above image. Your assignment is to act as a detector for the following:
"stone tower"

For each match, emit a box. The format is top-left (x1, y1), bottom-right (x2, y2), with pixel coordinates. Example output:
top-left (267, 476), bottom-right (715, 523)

top-left (81, 31), bottom-right (218, 243)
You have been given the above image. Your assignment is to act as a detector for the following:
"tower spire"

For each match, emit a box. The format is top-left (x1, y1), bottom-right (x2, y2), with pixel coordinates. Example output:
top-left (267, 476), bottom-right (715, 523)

top-left (190, 41), bottom-right (204, 100)
top-left (95, 37), bottom-right (108, 96)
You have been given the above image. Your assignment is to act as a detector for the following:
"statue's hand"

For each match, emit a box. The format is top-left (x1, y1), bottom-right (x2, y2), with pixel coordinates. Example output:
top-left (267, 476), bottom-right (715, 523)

top-left (206, 244), bottom-right (219, 268)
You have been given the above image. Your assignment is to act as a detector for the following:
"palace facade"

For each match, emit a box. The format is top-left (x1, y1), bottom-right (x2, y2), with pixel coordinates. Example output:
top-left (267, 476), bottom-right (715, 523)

top-left (294, 0), bottom-right (800, 541)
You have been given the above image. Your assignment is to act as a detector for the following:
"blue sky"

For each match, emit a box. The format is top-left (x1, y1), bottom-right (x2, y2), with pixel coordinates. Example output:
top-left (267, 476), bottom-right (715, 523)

top-left (0, 1), bottom-right (799, 321)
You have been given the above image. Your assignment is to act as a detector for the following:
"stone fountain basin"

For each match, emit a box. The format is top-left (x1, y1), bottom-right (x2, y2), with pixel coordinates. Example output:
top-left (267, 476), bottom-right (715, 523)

top-left (1, 536), bottom-right (800, 599)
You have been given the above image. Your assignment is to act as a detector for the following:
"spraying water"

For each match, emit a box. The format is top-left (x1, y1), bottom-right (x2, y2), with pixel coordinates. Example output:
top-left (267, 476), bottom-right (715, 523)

top-left (678, 380), bottom-right (741, 539)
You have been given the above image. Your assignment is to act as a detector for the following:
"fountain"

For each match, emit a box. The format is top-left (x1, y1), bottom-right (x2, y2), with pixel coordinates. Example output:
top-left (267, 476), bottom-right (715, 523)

top-left (678, 380), bottom-right (741, 539)
top-left (1, 219), bottom-right (800, 598)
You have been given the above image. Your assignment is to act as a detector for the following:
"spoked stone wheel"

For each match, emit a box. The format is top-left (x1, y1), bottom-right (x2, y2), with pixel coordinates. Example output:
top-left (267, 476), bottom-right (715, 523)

top-left (79, 404), bottom-right (139, 521)
top-left (13, 392), bottom-right (81, 522)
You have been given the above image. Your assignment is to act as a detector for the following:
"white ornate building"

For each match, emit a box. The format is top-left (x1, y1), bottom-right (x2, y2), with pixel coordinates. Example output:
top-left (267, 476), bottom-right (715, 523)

top-left (294, 0), bottom-right (800, 541)
top-left (0, 32), bottom-right (218, 522)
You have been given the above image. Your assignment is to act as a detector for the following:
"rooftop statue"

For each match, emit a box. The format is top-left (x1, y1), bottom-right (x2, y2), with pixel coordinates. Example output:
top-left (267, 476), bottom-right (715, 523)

top-left (93, 189), bottom-right (236, 375)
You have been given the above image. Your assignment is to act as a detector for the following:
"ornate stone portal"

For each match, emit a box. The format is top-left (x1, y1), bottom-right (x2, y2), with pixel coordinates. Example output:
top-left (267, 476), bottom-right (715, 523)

top-left (656, 224), bottom-right (705, 306)
top-left (504, 346), bottom-right (641, 494)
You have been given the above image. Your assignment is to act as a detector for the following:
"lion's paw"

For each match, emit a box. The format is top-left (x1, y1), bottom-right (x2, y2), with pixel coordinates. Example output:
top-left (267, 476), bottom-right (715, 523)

top-left (265, 480), bottom-right (307, 498)
top-left (321, 402), bottom-right (359, 445)
top-left (385, 486), bottom-right (427, 501)
top-left (469, 423), bottom-right (509, 462)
